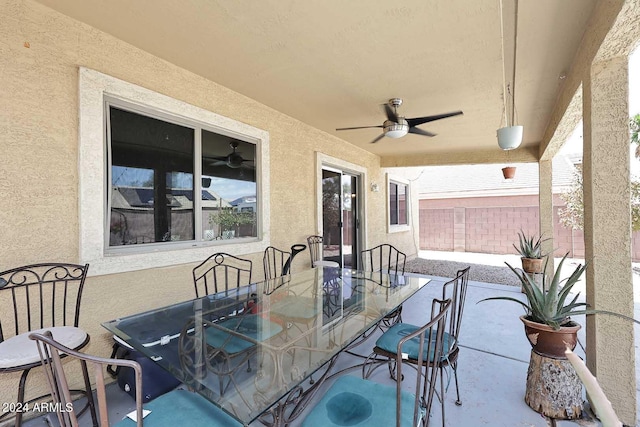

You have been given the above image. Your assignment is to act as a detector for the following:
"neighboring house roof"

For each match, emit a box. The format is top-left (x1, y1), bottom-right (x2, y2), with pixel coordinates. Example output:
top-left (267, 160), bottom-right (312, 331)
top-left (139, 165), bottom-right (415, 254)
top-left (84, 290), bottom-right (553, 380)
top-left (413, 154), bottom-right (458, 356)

top-left (417, 153), bottom-right (579, 199)
top-left (112, 187), bottom-right (229, 209)
top-left (230, 195), bottom-right (257, 206)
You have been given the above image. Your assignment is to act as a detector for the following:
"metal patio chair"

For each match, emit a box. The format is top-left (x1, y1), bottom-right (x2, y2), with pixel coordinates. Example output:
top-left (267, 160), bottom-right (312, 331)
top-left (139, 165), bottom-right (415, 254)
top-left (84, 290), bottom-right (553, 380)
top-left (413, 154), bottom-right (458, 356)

top-left (0, 263), bottom-right (93, 427)
top-left (189, 252), bottom-right (282, 395)
top-left (360, 244), bottom-right (407, 328)
top-left (29, 331), bottom-right (241, 427)
top-left (304, 298), bottom-right (452, 427)
top-left (192, 252), bottom-right (253, 297)
top-left (306, 235), bottom-right (339, 268)
top-left (263, 244), bottom-right (307, 280)
top-left (367, 267), bottom-right (470, 426)
top-left (263, 246), bottom-right (291, 280)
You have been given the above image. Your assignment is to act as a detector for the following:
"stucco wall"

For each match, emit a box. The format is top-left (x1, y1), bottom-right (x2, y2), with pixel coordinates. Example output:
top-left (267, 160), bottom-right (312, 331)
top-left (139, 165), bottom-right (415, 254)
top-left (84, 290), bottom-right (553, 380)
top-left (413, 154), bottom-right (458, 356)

top-left (0, 0), bottom-right (419, 410)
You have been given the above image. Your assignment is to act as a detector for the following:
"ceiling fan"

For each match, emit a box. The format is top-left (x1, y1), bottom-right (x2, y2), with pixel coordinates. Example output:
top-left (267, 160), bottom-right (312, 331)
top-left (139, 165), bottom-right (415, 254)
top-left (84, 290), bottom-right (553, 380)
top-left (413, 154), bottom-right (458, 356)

top-left (210, 142), bottom-right (253, 169)
top-left (336, 98), bottom-right (463, 143)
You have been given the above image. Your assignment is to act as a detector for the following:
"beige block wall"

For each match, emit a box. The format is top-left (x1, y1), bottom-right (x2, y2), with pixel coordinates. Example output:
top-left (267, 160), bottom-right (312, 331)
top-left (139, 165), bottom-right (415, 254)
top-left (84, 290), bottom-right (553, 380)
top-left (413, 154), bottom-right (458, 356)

top-left (0, 0), bottom-right (419, 409)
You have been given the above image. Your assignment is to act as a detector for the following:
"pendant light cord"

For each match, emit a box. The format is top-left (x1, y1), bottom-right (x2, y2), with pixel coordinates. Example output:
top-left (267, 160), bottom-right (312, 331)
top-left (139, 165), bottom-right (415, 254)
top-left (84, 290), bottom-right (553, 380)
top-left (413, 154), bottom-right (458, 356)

top-left (511, 0), bottom-right (519, 127)
top-left (499, 0), bottom-right (508, 126)
top-left (499, 0), bottom-right (519, 127)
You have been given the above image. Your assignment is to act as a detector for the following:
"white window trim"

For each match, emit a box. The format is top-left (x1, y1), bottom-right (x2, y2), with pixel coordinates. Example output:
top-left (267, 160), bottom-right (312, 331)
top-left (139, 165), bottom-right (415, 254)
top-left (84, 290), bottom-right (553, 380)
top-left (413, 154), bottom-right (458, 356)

top-left (79, 67), bottom-right (270, 276)
top-left (386, 174), bottom-right (410, 233)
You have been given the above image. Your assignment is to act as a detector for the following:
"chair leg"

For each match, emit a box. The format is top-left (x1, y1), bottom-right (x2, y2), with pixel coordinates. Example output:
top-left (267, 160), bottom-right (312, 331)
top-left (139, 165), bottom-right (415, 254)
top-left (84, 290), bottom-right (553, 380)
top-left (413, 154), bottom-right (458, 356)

top-left (80, 360), bottom-right (99, 426)
top-left (218, 375), bottom-right (226, 396)
top-left (15, 367), bottom-right (31, 427)
top-left (439, 366), bottom-right (446, 427)
top-left (453, 361), bottom-right (462, 406)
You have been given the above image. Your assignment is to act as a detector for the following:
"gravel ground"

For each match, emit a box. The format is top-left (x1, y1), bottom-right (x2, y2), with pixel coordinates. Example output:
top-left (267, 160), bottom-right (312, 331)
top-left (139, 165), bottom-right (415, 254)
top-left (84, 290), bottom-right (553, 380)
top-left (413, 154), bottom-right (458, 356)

top-left (405, 258), bottom-right (521, 287)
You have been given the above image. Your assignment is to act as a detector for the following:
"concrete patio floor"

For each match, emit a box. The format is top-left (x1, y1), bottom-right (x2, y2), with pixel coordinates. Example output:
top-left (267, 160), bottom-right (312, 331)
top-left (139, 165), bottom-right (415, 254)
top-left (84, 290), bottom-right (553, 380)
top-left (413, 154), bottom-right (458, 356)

top-left (24, 250), bottom-right (638, 427)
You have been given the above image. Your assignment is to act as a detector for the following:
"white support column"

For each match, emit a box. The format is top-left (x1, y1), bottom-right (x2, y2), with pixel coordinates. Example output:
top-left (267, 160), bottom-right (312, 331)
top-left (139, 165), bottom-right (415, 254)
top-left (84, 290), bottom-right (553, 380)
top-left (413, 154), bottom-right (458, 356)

top-left (583, 55), bottom-right (636, 425)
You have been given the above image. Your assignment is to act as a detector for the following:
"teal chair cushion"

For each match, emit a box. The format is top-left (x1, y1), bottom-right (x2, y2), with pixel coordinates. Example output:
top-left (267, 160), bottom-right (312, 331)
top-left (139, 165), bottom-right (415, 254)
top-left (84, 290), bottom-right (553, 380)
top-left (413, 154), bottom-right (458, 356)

top-left (375, 323), bottom-right (455, 362)
top-left (301, 375), bottom-right (423, 427)
top-left (205, 314), bottom-right (283, 354)
top-left (114, 388), bottom-right (240, 427)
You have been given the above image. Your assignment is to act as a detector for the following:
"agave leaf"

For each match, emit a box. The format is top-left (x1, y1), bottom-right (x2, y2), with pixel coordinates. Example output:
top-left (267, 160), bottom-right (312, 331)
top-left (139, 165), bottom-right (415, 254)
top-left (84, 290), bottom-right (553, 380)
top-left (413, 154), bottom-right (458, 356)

top-left (524, 272), bottom-right (547, 315)
top-left (541, 257), bottom-right (558, 318)
top-left (557, 302), bottom-right (589, 317)
top-left (568, 309), bottom-right (640, 325)
top-left (545, 255), bottom-right (567, 302)
top-left (506, 262), bottom-right (546, 322)
top-left (558, 293), bottom-right (583, 315)
top-left (477, 296), bottom-right (532, 314)
top-left (556, 265), bottom-right (586, 310)
top-left (545, 317), bottom-right (562, 329)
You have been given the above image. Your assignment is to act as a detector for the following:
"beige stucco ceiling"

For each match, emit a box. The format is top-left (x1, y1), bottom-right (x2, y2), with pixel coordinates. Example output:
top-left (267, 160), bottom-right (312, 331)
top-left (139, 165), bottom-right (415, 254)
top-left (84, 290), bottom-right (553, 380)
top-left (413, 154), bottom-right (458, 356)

top-left (35, 0), bottom-right (597, 164)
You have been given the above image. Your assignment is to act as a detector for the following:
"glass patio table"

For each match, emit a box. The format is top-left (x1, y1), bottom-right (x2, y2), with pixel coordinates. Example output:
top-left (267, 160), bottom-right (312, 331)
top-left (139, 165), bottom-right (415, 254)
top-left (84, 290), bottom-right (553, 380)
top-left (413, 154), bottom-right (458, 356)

top-left (102, 267), bottom-right (430, 426)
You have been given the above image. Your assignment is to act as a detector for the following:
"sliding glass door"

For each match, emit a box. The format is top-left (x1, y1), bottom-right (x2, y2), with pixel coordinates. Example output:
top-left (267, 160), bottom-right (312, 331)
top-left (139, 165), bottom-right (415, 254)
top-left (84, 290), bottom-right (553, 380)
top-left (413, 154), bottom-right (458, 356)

top-left (321, 168), bottom-right (361, 269)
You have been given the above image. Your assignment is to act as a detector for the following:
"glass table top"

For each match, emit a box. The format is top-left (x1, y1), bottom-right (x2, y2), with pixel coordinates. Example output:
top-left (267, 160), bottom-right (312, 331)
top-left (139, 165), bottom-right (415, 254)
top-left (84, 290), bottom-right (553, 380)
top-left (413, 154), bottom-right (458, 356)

top-left (102, 268), bottom-right (430, 425)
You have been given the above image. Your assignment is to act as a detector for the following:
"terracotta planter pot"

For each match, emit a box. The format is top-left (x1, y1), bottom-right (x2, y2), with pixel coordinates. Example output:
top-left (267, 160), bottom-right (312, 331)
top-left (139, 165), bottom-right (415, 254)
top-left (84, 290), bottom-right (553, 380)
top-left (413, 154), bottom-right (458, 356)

top-left (521, 257), bottom-right (544, 274)
top-left (520, 315), bottom-right (581, 359)
top-left (501, 166), bottom-right (516, 179)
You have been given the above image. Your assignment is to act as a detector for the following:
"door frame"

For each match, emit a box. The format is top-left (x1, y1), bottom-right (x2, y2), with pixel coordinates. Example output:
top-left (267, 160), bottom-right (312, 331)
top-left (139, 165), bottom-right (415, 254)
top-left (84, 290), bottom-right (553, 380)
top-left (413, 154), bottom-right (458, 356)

top-left (314, 152), bottom-right (367, 267)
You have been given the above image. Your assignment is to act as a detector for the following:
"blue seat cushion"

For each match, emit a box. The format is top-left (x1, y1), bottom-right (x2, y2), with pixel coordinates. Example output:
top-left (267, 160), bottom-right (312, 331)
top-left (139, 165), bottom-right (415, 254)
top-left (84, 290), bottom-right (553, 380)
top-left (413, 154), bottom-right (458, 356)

top-left (375, 323), bottom-right (455, 362)
top-left (301, 375), bottom-right (423, 427)
top-left (205, 314), bottom-right (283, 354)
top-left (114, 388), bottom-right (240, 427)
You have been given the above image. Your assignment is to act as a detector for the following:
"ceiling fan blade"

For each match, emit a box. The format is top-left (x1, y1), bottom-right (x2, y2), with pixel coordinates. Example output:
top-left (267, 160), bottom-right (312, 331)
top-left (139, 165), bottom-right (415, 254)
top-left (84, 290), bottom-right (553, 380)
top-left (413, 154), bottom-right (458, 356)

top-left (383, 104), bottom-right (399, 122)
top-left (369, 134), bottom-right (386, 144)
top-left (406, 111), bottom-right (463, 127)
top-left (336, 125), bottom-right (383, 131)
top-left (408, 127), bottom-right (436, 137)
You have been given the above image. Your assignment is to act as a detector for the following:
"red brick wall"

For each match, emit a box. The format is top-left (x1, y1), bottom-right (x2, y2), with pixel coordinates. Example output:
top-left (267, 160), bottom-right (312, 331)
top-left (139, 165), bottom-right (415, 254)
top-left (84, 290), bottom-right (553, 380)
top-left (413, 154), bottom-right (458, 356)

top-left (419, 195), bottom-right (640, 261)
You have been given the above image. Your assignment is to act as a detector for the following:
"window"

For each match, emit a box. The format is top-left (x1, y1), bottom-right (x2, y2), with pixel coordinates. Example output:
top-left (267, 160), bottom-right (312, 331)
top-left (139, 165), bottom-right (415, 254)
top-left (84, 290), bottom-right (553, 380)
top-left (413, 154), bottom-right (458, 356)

top-left (107, 103), bottom-right (258, 248)
top-left (387, 176), bottom-right (410, 232)
top-left (79, 68), bottom-right (270, 275)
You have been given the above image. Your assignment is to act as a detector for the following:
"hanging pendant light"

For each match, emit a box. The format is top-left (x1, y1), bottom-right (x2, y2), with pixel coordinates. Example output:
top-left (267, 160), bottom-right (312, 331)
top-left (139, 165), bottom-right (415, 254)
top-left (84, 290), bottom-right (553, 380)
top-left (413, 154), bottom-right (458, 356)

top-left (497, 0), bottom-right (522, 151)
top-left (498, 122), bottom-right (523, 150)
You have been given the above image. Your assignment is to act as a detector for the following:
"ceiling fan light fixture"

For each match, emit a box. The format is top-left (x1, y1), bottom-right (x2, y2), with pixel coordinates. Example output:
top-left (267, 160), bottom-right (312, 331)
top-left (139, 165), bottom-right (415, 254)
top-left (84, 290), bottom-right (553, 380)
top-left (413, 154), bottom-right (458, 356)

top-left (383, 119), bottom-right (409, 138)
top-left (226, 154), bottom-right (244, 168)
top-left (336, 99), bottom-right (461, 143)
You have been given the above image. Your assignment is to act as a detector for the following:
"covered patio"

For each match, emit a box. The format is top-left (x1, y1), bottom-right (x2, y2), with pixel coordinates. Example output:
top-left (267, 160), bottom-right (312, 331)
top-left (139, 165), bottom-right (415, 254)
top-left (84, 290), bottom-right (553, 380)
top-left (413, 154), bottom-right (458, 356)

top-left (24, 250), bottom-right (637, 426)
top-left (2, 0), bottom-right (640, 425)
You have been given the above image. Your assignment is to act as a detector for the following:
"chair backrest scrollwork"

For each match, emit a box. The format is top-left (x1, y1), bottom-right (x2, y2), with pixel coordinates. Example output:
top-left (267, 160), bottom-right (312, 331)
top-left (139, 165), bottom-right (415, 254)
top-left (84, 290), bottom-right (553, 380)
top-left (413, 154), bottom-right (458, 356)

top-left (192, 253), bottom-right (252, 298)
top-left (359, 244), bottom-right (406, 275)
top-left (0, 263), bottom-right (89, 342)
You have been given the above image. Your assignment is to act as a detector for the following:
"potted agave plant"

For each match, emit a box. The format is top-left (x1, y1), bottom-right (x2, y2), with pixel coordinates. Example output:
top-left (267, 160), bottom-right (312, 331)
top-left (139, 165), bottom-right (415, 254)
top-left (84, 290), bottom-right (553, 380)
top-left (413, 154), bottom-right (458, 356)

top-left (481, 253), bottom-right (639, 420)
top-left (481, 253), bottom-right (639, 358)
top-left (513, 230), bottom-right (548, 274)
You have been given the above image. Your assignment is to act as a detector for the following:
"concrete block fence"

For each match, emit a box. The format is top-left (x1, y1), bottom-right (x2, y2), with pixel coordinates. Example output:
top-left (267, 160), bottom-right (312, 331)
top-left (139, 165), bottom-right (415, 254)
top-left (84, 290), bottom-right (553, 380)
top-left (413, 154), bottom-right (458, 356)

top-left (419, 194), bottom-right (640, 262)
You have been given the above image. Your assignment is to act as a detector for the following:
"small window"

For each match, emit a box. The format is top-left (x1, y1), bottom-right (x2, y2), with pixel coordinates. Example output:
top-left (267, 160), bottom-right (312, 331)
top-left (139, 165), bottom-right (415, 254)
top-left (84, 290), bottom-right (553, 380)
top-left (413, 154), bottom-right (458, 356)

top-left (388, 176), bottom-right (410, 232)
